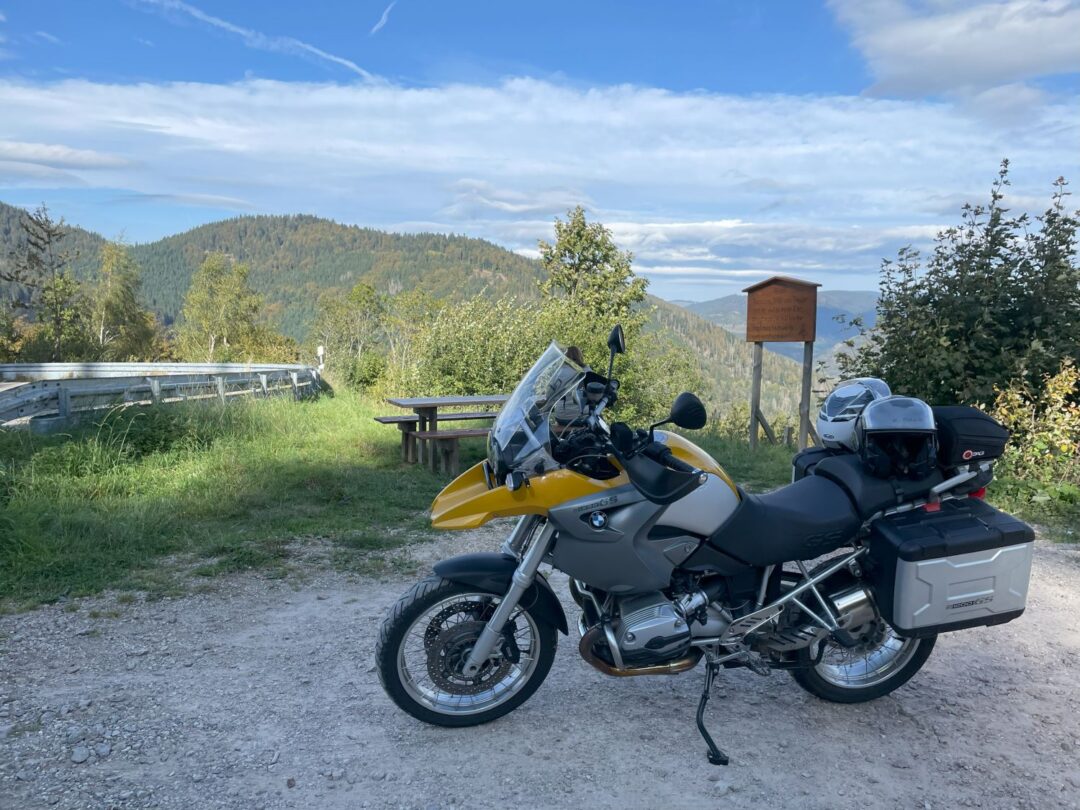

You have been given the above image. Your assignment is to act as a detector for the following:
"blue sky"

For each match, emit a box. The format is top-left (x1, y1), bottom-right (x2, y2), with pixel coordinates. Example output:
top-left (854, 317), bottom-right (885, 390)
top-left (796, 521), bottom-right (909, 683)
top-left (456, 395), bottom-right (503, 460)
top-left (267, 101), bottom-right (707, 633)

top-left (1, 0), bottom-right (1078, 300)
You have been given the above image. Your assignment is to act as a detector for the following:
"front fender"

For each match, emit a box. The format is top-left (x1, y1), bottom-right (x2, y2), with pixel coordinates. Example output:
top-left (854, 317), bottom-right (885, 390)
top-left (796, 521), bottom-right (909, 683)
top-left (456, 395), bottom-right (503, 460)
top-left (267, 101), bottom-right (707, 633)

top-left (433, 552), bottom-right (569, 635)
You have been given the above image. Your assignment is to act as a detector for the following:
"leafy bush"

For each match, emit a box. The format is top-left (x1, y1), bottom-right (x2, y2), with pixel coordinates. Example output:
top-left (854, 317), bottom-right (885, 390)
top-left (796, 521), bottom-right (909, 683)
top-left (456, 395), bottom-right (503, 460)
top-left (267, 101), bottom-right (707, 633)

top-left (344, 351), bottom-right (387, 390)
top-left (838, 164), bottom-right (1079, 406)
top-left (376, 293), bottom-right (701, 423)
top-left (991, 360), bottom-right (1080, 511)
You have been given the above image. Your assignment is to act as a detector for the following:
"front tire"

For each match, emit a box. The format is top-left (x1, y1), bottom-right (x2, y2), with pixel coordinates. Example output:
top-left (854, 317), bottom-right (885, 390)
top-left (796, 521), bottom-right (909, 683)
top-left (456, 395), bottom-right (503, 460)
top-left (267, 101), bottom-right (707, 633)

top-left (791, 625), bottom-right (936, 703)
top-left (376, 576), bottom-right (557, 727)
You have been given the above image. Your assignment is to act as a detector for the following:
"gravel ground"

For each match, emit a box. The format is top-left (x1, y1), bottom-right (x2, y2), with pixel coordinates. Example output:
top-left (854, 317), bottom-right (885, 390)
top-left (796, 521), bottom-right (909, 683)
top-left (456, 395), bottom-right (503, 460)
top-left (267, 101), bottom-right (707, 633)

top-left (2, 529), bottom-right (1079, 810)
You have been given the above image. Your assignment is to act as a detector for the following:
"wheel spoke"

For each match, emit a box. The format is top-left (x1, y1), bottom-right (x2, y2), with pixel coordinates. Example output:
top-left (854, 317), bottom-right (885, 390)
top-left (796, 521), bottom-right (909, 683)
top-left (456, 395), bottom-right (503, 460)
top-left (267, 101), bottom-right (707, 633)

top-left (395, 591), bottom-right (544, 716)
top-left (814, 622), bottom-right (921, 689)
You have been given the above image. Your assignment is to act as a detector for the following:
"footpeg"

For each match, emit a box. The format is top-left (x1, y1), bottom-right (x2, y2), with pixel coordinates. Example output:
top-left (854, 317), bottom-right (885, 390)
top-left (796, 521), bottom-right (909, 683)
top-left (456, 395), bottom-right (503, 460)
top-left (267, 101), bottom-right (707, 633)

top-left (695, 663), bottom-right (729, 766)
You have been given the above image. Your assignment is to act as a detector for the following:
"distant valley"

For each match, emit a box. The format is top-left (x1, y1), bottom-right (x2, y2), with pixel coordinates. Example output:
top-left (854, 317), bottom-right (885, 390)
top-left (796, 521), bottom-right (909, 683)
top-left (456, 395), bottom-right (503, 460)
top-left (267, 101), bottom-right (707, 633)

top-left (678, 289), bottom-right (879, 370)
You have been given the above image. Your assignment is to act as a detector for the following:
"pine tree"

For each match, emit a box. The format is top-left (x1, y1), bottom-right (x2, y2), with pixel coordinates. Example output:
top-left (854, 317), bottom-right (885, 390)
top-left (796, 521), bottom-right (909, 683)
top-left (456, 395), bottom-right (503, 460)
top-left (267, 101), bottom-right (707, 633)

top-left (1, 205), bottom-right (85, 361)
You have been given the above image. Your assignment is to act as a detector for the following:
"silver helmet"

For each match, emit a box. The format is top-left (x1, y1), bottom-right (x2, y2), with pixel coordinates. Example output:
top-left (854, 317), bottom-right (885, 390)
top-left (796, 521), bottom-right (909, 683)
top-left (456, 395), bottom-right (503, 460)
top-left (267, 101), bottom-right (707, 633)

top-left (854, 395), bottom-right (938, 479)
top-left (816, 377), bottom-right (891, 450)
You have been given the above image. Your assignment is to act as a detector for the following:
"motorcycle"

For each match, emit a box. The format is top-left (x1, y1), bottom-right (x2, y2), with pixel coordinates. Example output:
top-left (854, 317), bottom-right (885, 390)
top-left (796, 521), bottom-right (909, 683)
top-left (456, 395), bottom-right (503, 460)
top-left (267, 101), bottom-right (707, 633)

top-left (376, 326), bottom-right (1034, 765)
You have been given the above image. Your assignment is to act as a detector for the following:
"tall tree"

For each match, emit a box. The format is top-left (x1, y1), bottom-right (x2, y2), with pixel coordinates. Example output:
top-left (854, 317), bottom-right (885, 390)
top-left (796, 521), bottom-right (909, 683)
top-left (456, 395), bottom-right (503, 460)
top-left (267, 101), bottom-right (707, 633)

top-left (838, 162), bottom-right (1080, 405)
top-left (0, 301), bottom-right (20, 362)
top-left (1, 205), bottom-right (85, 361)
top-left (176, 253), bottom-right (263, 362)
top-left (89, 242), bottom-right (159, 361)
top-left (538, 206), bottom-right (647, 317)
top-left (311, 281), bottom-right (385, 367)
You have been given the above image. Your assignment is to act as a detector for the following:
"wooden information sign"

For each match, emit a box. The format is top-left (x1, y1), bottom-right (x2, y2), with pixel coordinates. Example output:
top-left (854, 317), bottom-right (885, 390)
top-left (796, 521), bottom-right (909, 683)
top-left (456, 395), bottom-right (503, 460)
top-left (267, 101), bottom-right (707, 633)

top-left (743, 276), bottom-right (821, 451)
top-left (745, 277), bottom-right (818, 343)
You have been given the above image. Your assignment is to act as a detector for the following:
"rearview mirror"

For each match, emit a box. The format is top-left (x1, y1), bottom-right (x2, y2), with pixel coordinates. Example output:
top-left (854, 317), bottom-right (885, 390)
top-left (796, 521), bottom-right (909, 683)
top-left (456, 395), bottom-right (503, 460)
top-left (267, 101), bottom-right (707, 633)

top-left (607, 324), bottom-right (626, 355)
top-left (669, 392), bottom-right (707, 430)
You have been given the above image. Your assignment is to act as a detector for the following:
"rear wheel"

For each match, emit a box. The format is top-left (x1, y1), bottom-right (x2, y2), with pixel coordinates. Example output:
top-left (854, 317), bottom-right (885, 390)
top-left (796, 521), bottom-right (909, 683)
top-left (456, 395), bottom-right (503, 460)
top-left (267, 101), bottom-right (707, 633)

top-left (791, 621), bottom-right (936, 703)
top-left (376, 576), bottom-right (557, 726)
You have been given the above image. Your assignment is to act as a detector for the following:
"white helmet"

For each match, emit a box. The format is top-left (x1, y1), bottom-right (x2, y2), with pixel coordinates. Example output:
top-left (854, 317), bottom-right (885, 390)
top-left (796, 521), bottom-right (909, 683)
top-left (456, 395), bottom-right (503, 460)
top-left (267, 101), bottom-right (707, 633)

top-left (817, 378), bottom-right (891, 450)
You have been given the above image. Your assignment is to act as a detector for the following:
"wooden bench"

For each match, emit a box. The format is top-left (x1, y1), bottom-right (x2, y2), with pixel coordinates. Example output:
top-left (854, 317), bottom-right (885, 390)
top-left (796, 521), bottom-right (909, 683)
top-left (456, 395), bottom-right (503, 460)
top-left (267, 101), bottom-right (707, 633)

top-left (411, 428), bottom-right (490, 475)
top-left (374, 415), bottom-right (420, 461)
top-left (375, 412), bottom-right (496, 463)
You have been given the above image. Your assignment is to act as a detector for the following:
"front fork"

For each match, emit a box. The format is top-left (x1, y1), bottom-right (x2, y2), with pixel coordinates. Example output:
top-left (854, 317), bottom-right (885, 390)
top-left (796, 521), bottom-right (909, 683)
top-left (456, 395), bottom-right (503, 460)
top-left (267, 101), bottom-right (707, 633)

top-left (462, 516), bottom-right (553, 677)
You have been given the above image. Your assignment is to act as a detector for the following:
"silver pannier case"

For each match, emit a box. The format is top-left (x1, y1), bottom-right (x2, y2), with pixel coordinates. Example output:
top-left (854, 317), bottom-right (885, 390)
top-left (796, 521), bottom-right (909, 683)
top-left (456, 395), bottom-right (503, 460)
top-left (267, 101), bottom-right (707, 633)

top-left (867, 498), bottom-right (1034, 637)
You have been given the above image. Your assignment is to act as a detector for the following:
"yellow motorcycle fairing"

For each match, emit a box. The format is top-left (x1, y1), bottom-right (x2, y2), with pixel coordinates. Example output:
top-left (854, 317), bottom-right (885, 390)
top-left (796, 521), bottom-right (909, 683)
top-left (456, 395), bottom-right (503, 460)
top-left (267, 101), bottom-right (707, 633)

top-left (656, 431), bottom-right (737, 493)
top-left (430, 432), bottom-right (738, 530)
top-left (430, 464), bottom-right (629, 529)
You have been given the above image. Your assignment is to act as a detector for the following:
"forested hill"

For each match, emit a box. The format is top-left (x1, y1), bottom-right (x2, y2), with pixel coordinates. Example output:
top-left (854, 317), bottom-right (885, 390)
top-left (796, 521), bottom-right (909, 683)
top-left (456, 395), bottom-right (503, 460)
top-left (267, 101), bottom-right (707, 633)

top-left (0, 201), bottom-right (106, 275)
top-left (1, 200), bottom-right (803, 415)
top-left (127, 215), bottom-right (543, 335)
top-left (649, 296), bottom-right (803, 414)
top-left (0, 202), bottom-right (542, 337)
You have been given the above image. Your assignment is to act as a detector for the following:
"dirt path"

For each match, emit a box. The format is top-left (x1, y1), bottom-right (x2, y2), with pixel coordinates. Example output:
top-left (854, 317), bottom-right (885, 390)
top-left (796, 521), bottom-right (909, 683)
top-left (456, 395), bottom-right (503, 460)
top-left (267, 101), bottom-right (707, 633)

top-left (2, 532), bottom-right (1079, 810)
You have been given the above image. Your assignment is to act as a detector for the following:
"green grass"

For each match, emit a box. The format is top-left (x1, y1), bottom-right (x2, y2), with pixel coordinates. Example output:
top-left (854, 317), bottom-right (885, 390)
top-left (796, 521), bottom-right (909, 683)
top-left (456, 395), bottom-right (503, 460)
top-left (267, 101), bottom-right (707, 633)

top-left (0, 394), bottom-right (797, 607)
top-left (6, 389), bottom-right (1063, 609)
top-left (695, 433), bottom-right (793, 492)
top-left (0, 392), bottom-right (451, 606)
top-left (987, 476), bottom-right (1079, 544)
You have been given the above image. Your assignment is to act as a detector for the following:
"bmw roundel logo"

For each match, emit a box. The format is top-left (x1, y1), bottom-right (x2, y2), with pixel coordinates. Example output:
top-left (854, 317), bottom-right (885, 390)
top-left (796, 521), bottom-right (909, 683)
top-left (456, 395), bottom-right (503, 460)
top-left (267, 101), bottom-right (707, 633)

top-left (589, 511), bottom-right (608, 529)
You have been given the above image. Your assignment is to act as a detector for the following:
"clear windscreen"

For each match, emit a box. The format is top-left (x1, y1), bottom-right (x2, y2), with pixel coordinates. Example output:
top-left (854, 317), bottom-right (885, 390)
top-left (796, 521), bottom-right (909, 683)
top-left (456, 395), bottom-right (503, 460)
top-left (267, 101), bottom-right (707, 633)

top-left (489, 342), bottom-right (586, 479)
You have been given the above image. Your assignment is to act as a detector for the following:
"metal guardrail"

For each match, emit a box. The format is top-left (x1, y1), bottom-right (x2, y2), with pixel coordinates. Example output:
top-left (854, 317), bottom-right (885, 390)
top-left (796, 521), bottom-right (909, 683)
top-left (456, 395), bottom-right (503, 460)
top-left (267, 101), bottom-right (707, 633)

top-left (0, 363), bottom-right (324, 428)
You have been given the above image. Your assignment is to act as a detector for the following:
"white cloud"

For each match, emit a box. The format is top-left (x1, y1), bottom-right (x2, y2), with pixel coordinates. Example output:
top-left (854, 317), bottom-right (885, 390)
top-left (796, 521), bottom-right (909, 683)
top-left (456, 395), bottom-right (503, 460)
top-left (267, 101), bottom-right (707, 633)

top-left (0, 76), bottom-right (1076, 298)
top-left (370, 1), bottom-right (397, 36)
top-left (830, 0), bottom-right (1080, 96)
top-left (0, 140), bottom-right (130, 169)
top-left (108, 191), bottom-right (255, 210)
top-left (35, 30), bottom-right (60, 44)
top-left (134, 0), bottom-right (373, 80)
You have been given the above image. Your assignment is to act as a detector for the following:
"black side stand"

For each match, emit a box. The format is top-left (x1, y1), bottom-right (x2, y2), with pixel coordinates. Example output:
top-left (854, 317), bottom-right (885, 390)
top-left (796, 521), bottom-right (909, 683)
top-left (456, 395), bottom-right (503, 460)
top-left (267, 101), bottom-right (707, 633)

top-left (695, 661), bottom-right (729, 766)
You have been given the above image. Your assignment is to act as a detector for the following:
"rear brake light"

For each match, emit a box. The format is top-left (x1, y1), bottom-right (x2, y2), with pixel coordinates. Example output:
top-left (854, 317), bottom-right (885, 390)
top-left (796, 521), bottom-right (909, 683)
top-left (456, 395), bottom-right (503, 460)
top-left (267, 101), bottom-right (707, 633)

top-left (969, 487), bottom-right (987, 500)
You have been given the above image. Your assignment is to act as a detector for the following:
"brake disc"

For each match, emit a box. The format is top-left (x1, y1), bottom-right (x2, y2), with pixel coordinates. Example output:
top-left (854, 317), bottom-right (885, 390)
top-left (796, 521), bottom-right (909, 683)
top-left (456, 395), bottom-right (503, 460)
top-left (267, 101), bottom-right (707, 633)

top-left (426, 619), bottom-right (513, 694)
top-left (422, 600), bottom-right (494, 650)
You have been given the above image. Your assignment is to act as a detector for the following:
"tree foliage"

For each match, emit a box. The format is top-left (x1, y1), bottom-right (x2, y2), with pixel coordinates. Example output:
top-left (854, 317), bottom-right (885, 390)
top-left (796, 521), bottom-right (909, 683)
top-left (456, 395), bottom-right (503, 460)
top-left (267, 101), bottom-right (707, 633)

top-left (176, 253), bottom-right (294, 363)
top-left (1, 205), bottom-right (85, 361)
top-left (375, 208), bottom-right (700, 421)
top-left (538, 206), bottom-right (647, 318)
top-left (838, 163), bottom-right (1080, 405)
top-left (88, 242), bottom-right (161, 361)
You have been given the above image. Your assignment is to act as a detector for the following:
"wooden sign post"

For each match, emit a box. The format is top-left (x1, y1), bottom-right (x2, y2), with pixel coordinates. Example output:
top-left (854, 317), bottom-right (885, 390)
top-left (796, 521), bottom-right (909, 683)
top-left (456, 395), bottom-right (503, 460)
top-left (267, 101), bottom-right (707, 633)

top-left (743, 276), bottom-right (820, 450)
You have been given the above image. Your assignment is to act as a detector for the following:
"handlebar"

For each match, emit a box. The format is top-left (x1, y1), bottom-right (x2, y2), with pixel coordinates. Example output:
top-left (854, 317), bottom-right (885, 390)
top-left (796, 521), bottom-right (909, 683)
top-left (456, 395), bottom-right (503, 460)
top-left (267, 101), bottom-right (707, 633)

top-left (641, 442), bottom-right (697, 475)
top-left (586, 379), bottom-right (620, 431)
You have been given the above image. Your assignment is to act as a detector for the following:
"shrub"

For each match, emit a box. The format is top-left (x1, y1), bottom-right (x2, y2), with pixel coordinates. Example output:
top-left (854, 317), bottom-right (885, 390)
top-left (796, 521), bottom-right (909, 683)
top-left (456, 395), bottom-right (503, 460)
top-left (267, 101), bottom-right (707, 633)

top-left (991, 360), bottom-right (1080, 510)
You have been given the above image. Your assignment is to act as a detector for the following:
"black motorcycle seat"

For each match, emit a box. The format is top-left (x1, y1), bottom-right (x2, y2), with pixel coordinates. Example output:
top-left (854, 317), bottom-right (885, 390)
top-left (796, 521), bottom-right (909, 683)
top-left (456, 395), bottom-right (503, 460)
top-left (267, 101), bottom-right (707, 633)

top-left (813, 454), bottom-right (944, 520)
top-left (707, 476), bottom-right (861, 567)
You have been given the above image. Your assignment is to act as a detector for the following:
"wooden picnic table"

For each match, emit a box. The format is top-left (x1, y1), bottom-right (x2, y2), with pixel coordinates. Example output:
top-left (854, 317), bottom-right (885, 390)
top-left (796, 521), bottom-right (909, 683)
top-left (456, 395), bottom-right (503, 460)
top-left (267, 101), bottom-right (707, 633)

top-left (383, 394), bottom-right (509, 473)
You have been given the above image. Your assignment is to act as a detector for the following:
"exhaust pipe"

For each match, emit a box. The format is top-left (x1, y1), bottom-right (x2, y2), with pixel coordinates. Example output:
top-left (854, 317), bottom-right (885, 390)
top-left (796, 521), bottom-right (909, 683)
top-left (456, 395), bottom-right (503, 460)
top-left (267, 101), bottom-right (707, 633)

top-left (578, 625), bottom-right (702, 677)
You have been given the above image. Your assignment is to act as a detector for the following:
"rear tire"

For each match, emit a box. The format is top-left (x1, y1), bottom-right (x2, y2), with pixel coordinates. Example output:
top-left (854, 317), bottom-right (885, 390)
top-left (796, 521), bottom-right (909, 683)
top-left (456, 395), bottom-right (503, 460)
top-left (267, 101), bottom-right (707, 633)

top-left (791, 629), bottom-right (936, 703)
top-left (376, 576), bottom-right (557, 727)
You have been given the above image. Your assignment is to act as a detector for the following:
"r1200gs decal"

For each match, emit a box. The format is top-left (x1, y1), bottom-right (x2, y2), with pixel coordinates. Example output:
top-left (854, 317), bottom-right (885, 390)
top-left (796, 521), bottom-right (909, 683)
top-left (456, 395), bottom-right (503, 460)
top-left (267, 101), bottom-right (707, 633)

top-left (948, 595), bottom-right (993, 610)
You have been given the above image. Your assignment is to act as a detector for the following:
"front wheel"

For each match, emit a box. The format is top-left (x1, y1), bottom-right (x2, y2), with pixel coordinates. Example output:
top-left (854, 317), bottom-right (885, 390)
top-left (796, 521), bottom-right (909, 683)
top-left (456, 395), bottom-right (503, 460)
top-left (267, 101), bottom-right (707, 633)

top-left (375, 576), bottom-right (557, 726)
top-left (791, 622), bottom-right (936, 703)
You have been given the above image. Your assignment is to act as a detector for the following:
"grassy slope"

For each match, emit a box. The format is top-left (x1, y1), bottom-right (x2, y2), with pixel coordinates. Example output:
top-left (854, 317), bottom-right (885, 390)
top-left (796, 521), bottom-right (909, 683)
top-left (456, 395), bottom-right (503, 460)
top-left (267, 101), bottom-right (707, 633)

top-left (2, 392), bottom-right (1067, 607)
top-left (0, 394), bottom-right (793, 607)
top-left (0, 394), bottom-right (451, 605)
